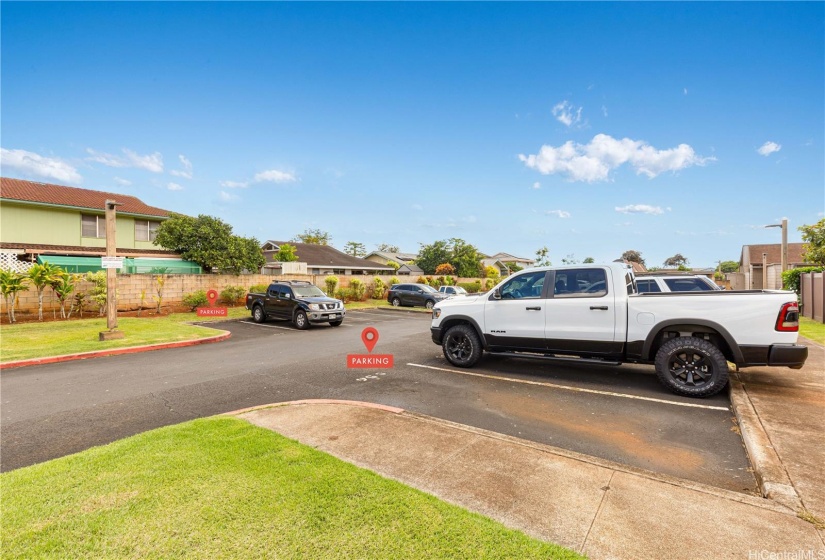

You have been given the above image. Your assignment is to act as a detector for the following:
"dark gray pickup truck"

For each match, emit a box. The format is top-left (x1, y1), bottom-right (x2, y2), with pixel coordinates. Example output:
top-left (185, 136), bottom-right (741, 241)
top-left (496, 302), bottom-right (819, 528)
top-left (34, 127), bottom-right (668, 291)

top-left (245, 280), bottom-right (345, 329)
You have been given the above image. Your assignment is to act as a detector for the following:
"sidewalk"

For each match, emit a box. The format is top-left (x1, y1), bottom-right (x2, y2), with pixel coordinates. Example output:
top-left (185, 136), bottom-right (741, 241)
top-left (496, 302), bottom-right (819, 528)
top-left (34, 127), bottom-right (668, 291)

top-left (233, 397), bottom-right (824, 559)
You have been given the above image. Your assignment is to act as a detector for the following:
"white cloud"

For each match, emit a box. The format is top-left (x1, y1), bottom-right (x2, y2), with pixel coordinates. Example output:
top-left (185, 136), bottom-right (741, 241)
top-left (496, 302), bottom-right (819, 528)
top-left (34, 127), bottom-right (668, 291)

top-left (532, 182), bottom-right (541, 190)
top-left (220, 180), bottom-right (249, 189)
top-left (615, 204), bottom-right (664, 215)
top-left (167, 182), bottom-right (184, 191)
top-left (0, 148), bottom-right (82, 183)
top-left (519, 133), bottom-right (714, 182)
top-left (170, 154), bottom-right (193, 179)
top-left (757, 141), bottom-right (781, 156)
top-left (545, 210), bottom-right (571, 218)
top-left (114, 177), bottom-right (132, 186)
top-left (86, 148), bottom-right (164, 173)
top-left (601, 106), bottom-right (608, 117)
top-left (219, 190), bottom-right (238, 202)
top-left (552, 101), bottom-right (582, 127)
top-left (254, 169), bottom-right (297, 183)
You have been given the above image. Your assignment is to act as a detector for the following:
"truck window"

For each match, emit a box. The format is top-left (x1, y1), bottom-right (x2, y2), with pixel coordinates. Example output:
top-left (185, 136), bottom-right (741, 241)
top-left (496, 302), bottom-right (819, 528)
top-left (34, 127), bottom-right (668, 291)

top-left (499, 270), bottom-right (546, 299)
top-left (636, 279), bottom-right (661, 293)
top-left (664, 278), bottom-right (714, 292)
top-left (553, 269), bottom-right (607, 298)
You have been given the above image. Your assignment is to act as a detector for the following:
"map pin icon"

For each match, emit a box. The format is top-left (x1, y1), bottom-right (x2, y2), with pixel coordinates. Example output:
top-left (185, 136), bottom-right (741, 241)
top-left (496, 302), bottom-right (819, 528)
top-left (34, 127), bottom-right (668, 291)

top-left (206, 289), bottom-right (219, 306)
top-left (361, 327), bottom-right (379, 353)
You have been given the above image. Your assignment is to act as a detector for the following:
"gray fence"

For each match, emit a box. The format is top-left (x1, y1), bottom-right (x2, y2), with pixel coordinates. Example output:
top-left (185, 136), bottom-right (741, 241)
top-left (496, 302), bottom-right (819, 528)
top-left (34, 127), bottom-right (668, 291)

top-left (800, 271), bottom-right (824, 323)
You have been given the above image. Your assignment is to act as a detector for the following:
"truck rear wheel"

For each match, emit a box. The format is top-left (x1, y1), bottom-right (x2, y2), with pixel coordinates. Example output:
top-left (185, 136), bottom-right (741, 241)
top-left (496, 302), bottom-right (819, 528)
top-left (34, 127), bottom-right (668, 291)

top-left (654, 336), bottom-right (728, 397)
top-left (442, 324), bottom-right (482, 368)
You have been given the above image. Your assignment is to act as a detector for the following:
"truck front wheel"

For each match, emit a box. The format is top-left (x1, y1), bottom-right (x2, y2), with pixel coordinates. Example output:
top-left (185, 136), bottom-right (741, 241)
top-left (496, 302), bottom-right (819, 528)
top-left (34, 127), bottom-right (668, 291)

top-left (654, 336), bottom-right (729, 397)
top-left (442, 324), bottom-right (482, 368)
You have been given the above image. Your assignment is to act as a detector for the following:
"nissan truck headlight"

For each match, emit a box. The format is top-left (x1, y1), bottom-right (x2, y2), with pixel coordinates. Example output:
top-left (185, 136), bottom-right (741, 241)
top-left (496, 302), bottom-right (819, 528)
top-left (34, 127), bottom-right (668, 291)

top-left (308, 303), bottom-right (320, 311)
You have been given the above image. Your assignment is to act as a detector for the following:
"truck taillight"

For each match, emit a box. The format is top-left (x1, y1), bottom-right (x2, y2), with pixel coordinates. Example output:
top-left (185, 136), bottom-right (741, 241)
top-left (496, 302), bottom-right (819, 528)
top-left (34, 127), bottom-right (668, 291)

top-left (775, 302), bottom-right (799, 332)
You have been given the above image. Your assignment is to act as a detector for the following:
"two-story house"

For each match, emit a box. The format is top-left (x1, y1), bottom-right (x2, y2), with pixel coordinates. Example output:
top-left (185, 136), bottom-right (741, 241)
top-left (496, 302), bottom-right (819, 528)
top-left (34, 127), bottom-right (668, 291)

top-left (0, 177), bottom-right (200, 273)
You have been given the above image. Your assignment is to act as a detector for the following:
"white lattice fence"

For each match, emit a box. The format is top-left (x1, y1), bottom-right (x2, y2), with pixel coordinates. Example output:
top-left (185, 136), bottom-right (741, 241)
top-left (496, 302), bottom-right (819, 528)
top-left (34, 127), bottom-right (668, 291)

top-left (0, 251), bottom-right (33, 273)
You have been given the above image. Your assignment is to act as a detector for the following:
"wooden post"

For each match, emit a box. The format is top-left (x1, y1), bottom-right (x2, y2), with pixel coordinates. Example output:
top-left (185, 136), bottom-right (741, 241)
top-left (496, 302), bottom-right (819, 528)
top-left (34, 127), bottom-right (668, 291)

top-left (100, 200), bottom-right (125, 341)
top-left (781, 218), bottom-right (788, 274)
top-left (762, 253), bottom-right (768, 290)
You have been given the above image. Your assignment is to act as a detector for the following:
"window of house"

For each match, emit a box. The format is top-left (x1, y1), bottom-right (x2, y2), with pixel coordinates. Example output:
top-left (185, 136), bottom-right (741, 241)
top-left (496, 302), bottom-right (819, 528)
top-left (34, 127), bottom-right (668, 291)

top-left (135, 220), bottom-right (160, 242)
top-left (81, 214), bottom-right (106, 238)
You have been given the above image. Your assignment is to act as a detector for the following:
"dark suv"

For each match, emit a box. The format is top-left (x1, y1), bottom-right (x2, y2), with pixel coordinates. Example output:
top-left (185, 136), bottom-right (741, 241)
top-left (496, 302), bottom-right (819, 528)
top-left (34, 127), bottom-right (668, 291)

top-left (245, 281), bottom-right (345, 329)
top-left (386, 283), bottom-right (449, 309)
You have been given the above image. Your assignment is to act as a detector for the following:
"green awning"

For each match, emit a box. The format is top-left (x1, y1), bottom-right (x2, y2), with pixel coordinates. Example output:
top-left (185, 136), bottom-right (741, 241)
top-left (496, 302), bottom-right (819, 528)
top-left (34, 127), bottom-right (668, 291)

top-left (36, 256), bottom-right (202, 274)
top-left (124, 258), bottom-right (202, 274)
top-left (37, 255), bottom-right (132, 273)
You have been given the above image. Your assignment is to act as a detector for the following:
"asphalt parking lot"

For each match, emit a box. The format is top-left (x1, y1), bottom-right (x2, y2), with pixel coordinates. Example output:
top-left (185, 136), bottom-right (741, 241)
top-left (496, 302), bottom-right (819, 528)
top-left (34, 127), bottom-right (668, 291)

top-left (1, 310), bottom-right (757, 493)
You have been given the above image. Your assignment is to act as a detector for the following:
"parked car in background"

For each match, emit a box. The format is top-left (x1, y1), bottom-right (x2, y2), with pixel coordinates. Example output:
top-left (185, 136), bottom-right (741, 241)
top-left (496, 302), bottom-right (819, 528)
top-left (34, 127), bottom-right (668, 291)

top-left (438, 285), bottom-right (468, 296)
top-left (246, 280), bottom-right (345, 329)
top-left (636, 274), bottom-right (722, 293)
top-left (387, 283), bottom-right (449, 309)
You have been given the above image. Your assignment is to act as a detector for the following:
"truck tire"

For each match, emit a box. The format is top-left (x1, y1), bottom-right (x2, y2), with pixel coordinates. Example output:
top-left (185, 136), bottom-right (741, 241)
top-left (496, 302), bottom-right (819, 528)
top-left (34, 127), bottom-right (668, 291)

top-left (252, 305), bottom-right (266, 324)
top-left (654, 336), bottom-right (729, 397)
top-left (442, 324), bottom-right (482, 368)
top-left (293, 310), bottom-right (310, 330)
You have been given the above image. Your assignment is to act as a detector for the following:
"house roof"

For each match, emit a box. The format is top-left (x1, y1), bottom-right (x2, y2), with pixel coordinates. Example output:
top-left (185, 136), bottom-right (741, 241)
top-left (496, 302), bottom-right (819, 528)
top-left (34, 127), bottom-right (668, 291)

top-left (398, 263), bottom-right (424, 274)
top-left (263, 241), bottom-right (393, 271)
top-left (490, 252), bottom-right (534, 264)
top-left (740, 243), bottom-right (808, 267)
top-left (365, 251), bottom-right (417, 263)
top-left (0, 241), bottom-right (179, 258)
top-left (0, 177), bottom-right (172, 218)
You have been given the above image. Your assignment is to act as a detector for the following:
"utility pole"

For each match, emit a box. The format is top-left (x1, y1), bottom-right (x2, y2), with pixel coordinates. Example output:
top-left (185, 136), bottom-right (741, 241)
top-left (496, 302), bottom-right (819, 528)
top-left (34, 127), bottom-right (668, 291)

top-left (100, 200), bottom-right (125, 341)
top-left (765, 218), bottom-right (788, 272)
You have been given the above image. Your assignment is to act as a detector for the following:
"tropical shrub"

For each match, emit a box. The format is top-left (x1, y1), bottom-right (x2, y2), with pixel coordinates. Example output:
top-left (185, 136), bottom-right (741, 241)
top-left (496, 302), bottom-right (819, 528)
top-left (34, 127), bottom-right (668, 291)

top-left (389, 276), bottom-right (400, 287)
top-left (183, 290), bottom-right (209, 311)
top-left (435, 263), bottom-right (455, 276)
top-left (249, 284), bottom-right (268, 294)
top-left (350, 278), bottom-right (367, 301)
top-left (371, 277), bottom-right (386, 300)
top-left (782, 267), bottom-right (824, 294)
top-left (458, 281), bottom-right (482, 293)
top-left (28, 262), bottom-right (61, 321)
top-left (0, 269), bottom-right (28, 323)
top-left (324, 275), bottom-right (339, 296)
top-left (220, 286), bottom-right (246, 305)
top-left (85, 271), bottom-right (108, 317)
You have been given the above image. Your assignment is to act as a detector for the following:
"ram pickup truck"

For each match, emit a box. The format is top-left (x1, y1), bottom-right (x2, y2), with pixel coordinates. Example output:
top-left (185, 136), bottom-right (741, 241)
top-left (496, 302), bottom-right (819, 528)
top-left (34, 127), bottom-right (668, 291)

top-left (430, 263), bottom-right (807, 397)
top-left (246, 280), bottom-right (345, 329)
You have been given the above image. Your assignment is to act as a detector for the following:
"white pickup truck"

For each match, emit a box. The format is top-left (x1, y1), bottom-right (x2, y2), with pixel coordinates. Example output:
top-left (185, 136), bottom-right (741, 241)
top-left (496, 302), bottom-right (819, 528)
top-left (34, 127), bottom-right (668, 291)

top-left (430, 263), bottom-right (807, 397)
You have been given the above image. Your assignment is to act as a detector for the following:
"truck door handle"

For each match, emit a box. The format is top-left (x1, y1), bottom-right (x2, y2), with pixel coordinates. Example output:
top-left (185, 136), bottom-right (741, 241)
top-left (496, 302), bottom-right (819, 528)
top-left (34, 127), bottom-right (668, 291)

top-left (590, 306), bottom-right (609, 310)
top-left (526, 306), bottom-right (541, 311)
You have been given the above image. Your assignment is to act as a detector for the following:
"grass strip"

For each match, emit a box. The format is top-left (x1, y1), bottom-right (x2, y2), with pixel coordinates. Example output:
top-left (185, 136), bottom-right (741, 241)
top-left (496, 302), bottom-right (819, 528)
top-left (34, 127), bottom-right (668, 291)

top-left (0, 316), bottom-right (226, 363)
top-left (1, 417), bottom-right (583, 560)
top-left (799, 317), bottom-right (825, 346)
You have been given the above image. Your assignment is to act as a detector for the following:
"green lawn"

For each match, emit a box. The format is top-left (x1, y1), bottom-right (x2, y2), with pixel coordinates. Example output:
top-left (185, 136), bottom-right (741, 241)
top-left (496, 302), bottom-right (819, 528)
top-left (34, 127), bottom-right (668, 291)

top-left (1, 417), bottom-right (583, 560)
top-left (799, 316), bottom-right (825, 345)
top-left (0, 315), bottom-right (230, 363)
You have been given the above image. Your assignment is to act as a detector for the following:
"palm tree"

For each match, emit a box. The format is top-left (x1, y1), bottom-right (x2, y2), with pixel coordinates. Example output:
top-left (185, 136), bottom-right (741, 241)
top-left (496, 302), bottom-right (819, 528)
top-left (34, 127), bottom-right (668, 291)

top-left (50, 270), bottom-right (78, 319)
top-left (27, 262), bottom-right (60, 321)
top-left (0, 269), bottom-right (29, 323)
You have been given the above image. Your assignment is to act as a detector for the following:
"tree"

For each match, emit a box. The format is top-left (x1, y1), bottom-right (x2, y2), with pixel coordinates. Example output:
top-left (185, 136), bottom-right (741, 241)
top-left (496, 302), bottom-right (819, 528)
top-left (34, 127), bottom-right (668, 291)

top-left (448, 238), bottom-right (483, 278)
top-left (154, 213), bottom-right (265, 273)
top-left (27, 262), bottom-right (60, 321)
top-left (376, 243), bottom-right (400, 253)
top-left (562, 254), bottom-right (579, 265)
top-left (50, 270), bottom-right (78, 319)
top-left (416, 240), bottom-right (451, 275)
top-left (719, 260), bottom-right (739, 273)
top-left (663, 254), bottom-right (689, 268)
top-left (292, 228), bottom-right (331, 245)
top-left (799, 218), bottom-right (825, 265)
top-left (621, 250), bottom-right (645, 266)
top-left (344, 241), bottom-right (367, 258)
top-left (274, 243), bottom-right (299, 262)
top-left (583, 257), bottom-right (595, 264)
top-left (0, 269), bottom-right (28, 323)
top-left (535, 246), bottom-right (551, 267)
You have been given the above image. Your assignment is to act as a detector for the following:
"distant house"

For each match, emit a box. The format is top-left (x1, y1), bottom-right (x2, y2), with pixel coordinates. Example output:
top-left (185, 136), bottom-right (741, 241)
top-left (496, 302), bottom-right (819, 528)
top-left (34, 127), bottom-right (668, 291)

top-left (0, 177), bottom-right (200, 273)
top-left (481, 258), bottom-right (510, 276)
top-left (397, 263), bottom-right (424, 276)
top-left (364, 251), bottom-right (418, 269)
top-left (261, 241), bottom-right (394, 276)
top-left (739, 243), bottom-right (809, 289)
top-left (488, 252), bottom-right (535, 270)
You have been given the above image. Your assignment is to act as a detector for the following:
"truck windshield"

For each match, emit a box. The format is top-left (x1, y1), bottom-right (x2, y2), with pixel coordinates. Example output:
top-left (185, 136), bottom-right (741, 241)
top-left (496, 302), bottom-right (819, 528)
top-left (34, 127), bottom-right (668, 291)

top-left (292, 285), bottom-right (327, 298)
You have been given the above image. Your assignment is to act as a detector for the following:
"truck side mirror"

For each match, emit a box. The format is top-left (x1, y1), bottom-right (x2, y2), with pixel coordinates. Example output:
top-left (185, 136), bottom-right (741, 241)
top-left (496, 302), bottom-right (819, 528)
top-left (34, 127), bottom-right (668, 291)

top-left (493, 289), bottom-right (501, 300)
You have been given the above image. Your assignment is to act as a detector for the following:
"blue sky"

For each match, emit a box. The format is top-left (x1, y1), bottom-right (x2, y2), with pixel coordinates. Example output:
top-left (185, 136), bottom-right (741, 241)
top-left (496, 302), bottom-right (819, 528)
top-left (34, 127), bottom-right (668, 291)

top-left (2, 2), bottom-right (823, 268)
